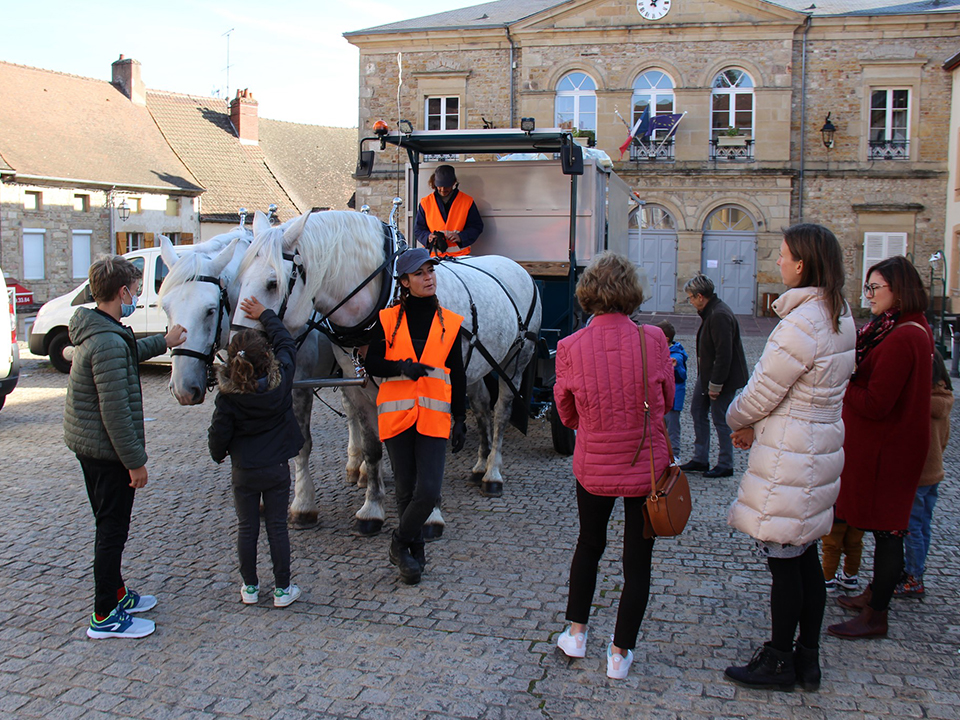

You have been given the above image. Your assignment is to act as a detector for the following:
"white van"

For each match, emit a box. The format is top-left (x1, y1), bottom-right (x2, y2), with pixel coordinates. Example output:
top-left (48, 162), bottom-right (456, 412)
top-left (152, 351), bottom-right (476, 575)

top-left (1, 269), bottom-right (20, 410)
top-left (29, 248), bottom-right (172, 373)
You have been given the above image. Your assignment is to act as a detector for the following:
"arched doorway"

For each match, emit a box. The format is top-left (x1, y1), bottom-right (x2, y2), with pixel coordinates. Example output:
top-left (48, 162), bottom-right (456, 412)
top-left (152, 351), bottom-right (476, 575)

top-left (630, 204), bottom-right (678, 312)
top-left (701, 206), bottom-right (757, 315)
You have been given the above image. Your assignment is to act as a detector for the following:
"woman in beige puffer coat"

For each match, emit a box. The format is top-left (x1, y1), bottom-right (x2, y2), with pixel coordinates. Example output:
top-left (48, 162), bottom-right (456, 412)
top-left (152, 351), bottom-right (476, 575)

top-left (723, 224), bottom-right (856, 693)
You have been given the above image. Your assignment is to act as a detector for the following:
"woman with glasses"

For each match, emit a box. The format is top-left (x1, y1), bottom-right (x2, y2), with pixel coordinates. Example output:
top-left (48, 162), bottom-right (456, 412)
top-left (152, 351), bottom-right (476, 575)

top-left (827, 255), bottom-right (933, 640)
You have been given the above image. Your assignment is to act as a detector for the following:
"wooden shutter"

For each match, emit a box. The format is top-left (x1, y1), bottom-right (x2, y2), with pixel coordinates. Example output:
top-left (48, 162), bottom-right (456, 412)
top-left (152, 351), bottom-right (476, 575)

top-left (144, 232), bottom-right (155, 248)
top-left (116, 232), bottom-right (127, 255)
top-left (180, 232), bottom-right (194, 246)
top-left (861, 232), bottom-right (908, 308)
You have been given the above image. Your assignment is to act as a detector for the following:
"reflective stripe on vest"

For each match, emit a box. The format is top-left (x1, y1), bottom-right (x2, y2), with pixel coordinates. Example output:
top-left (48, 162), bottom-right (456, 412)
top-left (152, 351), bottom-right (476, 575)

top-left (376, 304), bottom-right (464, 441)
top-left (420, 192), bottom-right (473, 257)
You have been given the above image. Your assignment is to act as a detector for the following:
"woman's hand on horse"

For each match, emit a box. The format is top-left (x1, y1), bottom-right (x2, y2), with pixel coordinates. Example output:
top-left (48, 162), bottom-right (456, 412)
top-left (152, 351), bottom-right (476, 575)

top-left (398, 359), bottom-right (432, 379)
top-left (164, 324), bottom-right (187, 349)
top-left (240, 296), bottom-right (266, 321)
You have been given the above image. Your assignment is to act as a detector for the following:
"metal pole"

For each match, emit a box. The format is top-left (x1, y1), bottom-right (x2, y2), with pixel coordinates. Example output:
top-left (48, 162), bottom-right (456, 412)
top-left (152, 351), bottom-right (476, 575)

top-left (292, 377), bottom-right (368, 390)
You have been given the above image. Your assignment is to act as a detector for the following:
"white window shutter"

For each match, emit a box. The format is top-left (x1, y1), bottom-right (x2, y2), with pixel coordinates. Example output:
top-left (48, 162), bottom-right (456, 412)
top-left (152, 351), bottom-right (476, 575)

top-left (861, 232), bottom-right (909, 308)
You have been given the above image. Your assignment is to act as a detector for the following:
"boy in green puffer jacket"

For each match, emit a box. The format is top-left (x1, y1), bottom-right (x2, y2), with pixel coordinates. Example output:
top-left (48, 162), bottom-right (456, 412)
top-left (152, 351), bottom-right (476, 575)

top-left (64, 255), bottom-right (185, 639)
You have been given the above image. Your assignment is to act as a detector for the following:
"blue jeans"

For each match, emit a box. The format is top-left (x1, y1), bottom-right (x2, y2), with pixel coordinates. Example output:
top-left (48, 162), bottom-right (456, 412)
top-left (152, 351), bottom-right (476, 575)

top-left (904, 484), bottom-right (939, 579)
top-left (689, 377), bottom-right (735, 469)
top-left (664, 410), bottom-right (681, 458)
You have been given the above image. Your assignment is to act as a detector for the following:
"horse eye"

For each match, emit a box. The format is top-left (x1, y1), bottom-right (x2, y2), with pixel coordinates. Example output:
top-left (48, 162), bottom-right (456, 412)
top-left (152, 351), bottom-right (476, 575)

top-left (206, 308), bottom-right (216, 317)
top-left (266, 280), bottom-right (278, 292)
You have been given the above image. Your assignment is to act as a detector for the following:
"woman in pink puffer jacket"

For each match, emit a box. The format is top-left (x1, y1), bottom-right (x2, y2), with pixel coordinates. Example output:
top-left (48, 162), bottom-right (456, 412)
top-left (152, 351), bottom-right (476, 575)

top-left (554, 252), bottom-right (674, 680)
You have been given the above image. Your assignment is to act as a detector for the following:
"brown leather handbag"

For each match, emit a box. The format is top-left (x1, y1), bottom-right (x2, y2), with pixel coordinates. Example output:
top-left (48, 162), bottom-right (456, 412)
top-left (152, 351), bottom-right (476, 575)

top-left (632, 325), bottom-right (693, 539)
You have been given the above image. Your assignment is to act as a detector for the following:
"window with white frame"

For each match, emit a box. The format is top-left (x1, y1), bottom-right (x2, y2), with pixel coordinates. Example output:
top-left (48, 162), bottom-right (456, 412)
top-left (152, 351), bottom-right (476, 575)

top-left (72, 230), bottom-right (93, 279)
top-left (711, 69), bottom-right (754, 137)
top-left (869, 89), bottom-right (910, 160)
top-left (555, 72), bottom-right (597, 138)
top-left (127, 232), bottom-right (144, 251)
top-left (426, 96), bottom-right (460, 131)
top-left (23, 229), bottom-right (45, 280)
top-left (632, 71), bottom-right (675, 132)
top-left (861, 232), bottom-right (907, 307)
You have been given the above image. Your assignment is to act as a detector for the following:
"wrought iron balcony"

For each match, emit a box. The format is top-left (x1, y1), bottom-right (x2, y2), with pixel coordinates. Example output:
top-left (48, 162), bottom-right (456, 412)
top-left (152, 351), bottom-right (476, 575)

top-left (630, 139), bottom-right (675, 162)
top-left (868, 140), bottom-right (909, 160)
top-left (710, 138), bottom-right (754, 161)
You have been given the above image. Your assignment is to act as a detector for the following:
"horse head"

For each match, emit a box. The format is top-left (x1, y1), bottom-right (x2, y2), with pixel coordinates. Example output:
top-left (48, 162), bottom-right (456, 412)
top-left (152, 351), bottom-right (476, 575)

top-left (159, 228), bottom-right (251, 405)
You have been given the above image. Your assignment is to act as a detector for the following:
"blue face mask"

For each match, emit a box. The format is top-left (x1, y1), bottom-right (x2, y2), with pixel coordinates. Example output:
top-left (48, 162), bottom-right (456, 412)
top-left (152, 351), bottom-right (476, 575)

top-left (121, 290), bottom-right (138, 318)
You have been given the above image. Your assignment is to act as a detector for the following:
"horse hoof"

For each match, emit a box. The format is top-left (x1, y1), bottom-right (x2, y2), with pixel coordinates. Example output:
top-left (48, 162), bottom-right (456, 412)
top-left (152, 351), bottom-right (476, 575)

top-left (288, 512), bottom-right (320, 530)
top-left (357, 476), bottom-right (368, 489)
top-left (481, 480), bottom-right (503, 497)
top-left (467, 472), bottom-right (484, 486)
top-left (353, 518), bottom-right (384, 537)
top-left (422, 524), bottom-right (444, 541)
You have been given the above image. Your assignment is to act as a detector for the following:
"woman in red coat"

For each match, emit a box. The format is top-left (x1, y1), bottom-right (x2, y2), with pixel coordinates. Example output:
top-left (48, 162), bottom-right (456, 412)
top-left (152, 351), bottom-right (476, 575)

top-left (828, 255), bottom-right (933, 640)
top-left (553, 252), bottom-right (674, 680)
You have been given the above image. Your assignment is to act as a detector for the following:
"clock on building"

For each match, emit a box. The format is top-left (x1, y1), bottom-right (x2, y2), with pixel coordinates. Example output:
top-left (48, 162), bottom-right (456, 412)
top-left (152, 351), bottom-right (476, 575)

top-left (637, 0), bottom-right (672, 20)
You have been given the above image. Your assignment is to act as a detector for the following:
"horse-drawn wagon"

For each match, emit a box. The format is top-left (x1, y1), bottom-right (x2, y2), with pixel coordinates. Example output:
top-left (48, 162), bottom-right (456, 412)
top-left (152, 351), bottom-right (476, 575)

top-left (357, 127), bottom-right (636, 453)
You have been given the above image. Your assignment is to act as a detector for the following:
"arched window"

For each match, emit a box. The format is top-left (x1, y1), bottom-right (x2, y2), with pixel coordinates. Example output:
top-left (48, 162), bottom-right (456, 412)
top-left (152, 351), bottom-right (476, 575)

top-left (631, 204), bottom-right (677, 230)
top-left (555, 72), bottom-right (597, 138)
top-left (703, 205), bottom-right (756, 232)
top-left (632, 71), bottom-right (675, 139)
top-left (711, 69), bottom-right (754, 137)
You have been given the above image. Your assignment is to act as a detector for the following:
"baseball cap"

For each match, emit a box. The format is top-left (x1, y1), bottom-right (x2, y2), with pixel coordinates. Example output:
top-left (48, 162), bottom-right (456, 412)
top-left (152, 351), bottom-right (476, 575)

top-left (395, 247), bottom-right (439, 276)
top-left (434, 165), bottom-right (457, 188)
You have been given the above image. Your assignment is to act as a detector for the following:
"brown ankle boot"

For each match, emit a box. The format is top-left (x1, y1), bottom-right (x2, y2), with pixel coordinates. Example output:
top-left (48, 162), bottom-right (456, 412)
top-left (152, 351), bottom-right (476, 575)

top-left (837, 583), bottom-right (872, 611)
top-left (827, 606), bottom-right (888, 639)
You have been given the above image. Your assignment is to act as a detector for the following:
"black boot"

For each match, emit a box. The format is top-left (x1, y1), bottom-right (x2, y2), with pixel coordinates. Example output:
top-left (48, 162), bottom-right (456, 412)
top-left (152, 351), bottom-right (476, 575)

top-left (724, 642), bottom-right (795, 691)
top-left (389, 531), bottom-right (422, 585)
top-left (409, 535), bottom-right (426, 571)
top-left (793, 642), bottom-right (821, 692)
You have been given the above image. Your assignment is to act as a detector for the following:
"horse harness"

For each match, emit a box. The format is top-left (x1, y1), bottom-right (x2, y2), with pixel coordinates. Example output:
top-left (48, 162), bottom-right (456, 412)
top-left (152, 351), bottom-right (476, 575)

top-left (438, 258), bottom-right (540, 403)
top-left (169, 274), bottom-right (231, 389)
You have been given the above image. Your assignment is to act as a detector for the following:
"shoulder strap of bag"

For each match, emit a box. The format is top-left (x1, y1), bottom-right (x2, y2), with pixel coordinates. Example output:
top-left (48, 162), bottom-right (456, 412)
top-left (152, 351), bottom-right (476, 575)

top-left (632, 325), bottom-right (676, 490)
top-left (898, 321), bottom-right (927, 332)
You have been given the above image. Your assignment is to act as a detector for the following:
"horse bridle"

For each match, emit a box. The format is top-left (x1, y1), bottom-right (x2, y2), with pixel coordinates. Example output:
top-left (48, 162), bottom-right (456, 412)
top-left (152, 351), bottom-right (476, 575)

top-left (169, 275), bottom-right (231, 389)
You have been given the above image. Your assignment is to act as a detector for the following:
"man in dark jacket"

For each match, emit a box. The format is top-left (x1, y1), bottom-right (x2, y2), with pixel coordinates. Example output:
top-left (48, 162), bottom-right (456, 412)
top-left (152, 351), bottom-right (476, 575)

top-left (65, 255), bottom-right (186, 639)
top-left (679, 274), bottom-right (748, 478)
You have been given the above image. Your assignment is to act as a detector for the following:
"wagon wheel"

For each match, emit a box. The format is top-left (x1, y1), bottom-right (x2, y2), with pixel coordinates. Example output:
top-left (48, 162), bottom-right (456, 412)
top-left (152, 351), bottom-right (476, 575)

top-left (550, 402), bottom-right (575, 456)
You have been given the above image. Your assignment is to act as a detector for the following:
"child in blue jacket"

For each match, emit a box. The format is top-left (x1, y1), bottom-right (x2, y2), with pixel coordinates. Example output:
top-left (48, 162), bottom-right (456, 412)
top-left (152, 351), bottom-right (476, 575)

top-left (656, 321), bottom-right (687, 460)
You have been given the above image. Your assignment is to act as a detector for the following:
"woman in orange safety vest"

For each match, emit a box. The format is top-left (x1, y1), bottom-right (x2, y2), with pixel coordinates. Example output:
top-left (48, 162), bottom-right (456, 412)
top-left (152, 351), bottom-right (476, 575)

top-left (414, 165), bottom-right (484, 257)
top-left (363, 247), bottom-right (467, 584)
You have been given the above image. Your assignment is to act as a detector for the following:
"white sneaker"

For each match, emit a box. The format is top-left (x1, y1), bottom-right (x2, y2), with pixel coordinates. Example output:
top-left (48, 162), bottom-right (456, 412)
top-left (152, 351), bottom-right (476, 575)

top-left (273, 585), bottom-right (301, 608)
top-left (240, 584), bottom-right (259, 604)
top-left (87, 607), bottom-right (155, 640)
top-left (557, 627), bottom-right (588, 658)
top-left (606, 642), bottom-right (634, 680)
top-left (117, 588), bottom-right (157, 614)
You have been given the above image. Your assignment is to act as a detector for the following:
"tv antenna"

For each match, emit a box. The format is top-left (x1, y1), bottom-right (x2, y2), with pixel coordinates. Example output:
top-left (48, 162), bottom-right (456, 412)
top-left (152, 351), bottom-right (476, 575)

top-left (222, 28), bottom-right (235, 101)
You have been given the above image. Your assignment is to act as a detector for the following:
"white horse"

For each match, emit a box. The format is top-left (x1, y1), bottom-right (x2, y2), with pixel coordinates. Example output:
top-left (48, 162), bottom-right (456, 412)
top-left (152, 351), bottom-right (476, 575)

top-left (157, 229), bottom-right (370, 529)
top-left (231, 209), bottom-right (542, 532)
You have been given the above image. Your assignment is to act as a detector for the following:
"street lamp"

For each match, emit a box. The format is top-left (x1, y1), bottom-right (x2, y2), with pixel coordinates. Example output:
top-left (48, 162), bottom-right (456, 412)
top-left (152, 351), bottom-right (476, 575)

top-left (117, 199), bottom-right (130, 222)
top-left (820, 113), bottom-right (837, 149)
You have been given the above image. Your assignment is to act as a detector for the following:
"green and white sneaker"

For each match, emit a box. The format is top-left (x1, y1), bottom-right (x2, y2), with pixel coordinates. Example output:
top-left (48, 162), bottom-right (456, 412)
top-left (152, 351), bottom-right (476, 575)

top-left (273, 585), bottom-right (301, 608)
top-left (117, 588), bottom-right (157, 614)
top-left (87, 607), bottom-right (155, 639)
top-left (240, 584), bottom-right (259, 605)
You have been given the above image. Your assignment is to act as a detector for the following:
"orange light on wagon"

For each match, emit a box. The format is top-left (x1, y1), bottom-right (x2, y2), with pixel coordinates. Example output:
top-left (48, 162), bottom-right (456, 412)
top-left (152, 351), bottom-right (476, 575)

top-left (373, 120), bottom-right (389, 136)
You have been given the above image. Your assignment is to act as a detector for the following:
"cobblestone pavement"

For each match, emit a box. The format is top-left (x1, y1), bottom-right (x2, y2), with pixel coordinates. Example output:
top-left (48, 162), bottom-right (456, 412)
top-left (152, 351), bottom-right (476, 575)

top-left (1, 327), bottom-right (958, 720)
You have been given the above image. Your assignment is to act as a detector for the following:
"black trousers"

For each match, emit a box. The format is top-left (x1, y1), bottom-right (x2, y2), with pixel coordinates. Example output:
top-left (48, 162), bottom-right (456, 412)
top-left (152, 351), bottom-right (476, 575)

top-left (767, 543), bottom-right (827, 651)
top-left (232, 462), bottom-right (292, 589)
top-left (79, 455), bottom-right (136, 617)
top-left (869, 532), bottom-right (905, 612)
top-left (565, 482), bottom-right (654, 650)
top-left (384, 427), bottom-right (445, 542)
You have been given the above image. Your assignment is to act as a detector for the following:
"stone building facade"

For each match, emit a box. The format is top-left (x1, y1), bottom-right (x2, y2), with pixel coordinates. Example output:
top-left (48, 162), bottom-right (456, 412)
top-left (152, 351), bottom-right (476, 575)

top-left (346, 0), bottom-right (960, 315)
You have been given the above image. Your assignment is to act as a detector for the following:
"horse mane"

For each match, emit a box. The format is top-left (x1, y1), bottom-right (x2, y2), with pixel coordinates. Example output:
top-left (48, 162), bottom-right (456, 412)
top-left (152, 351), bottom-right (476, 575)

top-left (157, 228), bottom-right (251, 302)
top-left (239, 211), bottom-right (385, 306)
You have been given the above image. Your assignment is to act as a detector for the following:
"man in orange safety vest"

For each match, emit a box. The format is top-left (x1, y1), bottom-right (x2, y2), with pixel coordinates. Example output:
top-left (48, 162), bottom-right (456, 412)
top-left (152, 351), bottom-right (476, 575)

top-left (414, 165), bottom-right (484, 257)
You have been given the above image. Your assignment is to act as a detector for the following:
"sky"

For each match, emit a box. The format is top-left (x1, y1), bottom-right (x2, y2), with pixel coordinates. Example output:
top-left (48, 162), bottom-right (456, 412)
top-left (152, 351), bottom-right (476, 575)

top-left (2, 0), bottom-right (485, 128)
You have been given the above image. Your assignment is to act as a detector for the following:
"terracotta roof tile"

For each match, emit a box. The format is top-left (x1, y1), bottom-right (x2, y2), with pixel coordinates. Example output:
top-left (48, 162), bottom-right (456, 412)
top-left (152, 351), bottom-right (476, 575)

top-left (147, 90), bottom-right (300, 223)
top-left (0, 61), bottom-right (202, 192)
top-left (258, 120), bottom-right (357, 211)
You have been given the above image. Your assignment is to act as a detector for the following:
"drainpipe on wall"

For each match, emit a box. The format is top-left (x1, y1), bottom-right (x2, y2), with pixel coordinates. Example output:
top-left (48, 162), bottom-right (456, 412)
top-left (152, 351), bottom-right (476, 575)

top-left (505, 25), bottom-right (516, 128)
top-left (797, 14), bottom-right (812, 221)
top-left (107, 188), bottom-right (115, 255)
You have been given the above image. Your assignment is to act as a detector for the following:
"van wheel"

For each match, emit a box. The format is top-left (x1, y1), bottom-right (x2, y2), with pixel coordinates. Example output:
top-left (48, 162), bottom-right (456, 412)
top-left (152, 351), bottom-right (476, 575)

top-left (48, 331), bottom-right (74, 374)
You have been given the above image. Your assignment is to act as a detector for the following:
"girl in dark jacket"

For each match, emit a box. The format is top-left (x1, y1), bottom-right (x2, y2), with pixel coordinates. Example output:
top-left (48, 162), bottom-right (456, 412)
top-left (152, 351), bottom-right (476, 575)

top-left (208, 296), bottom-right (305, 608)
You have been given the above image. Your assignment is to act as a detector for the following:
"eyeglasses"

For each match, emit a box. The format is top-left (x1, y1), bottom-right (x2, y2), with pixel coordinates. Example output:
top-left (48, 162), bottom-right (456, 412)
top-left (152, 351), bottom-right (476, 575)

top-left (862, 283), bottom-right (889, 297)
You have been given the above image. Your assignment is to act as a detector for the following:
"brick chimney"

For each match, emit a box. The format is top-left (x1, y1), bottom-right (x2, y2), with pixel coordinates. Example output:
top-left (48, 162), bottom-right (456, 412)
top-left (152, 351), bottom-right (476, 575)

top-left (230, 89), bottom-right (259, 145)
top-left (111, 54), bottom-right (146, 106)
